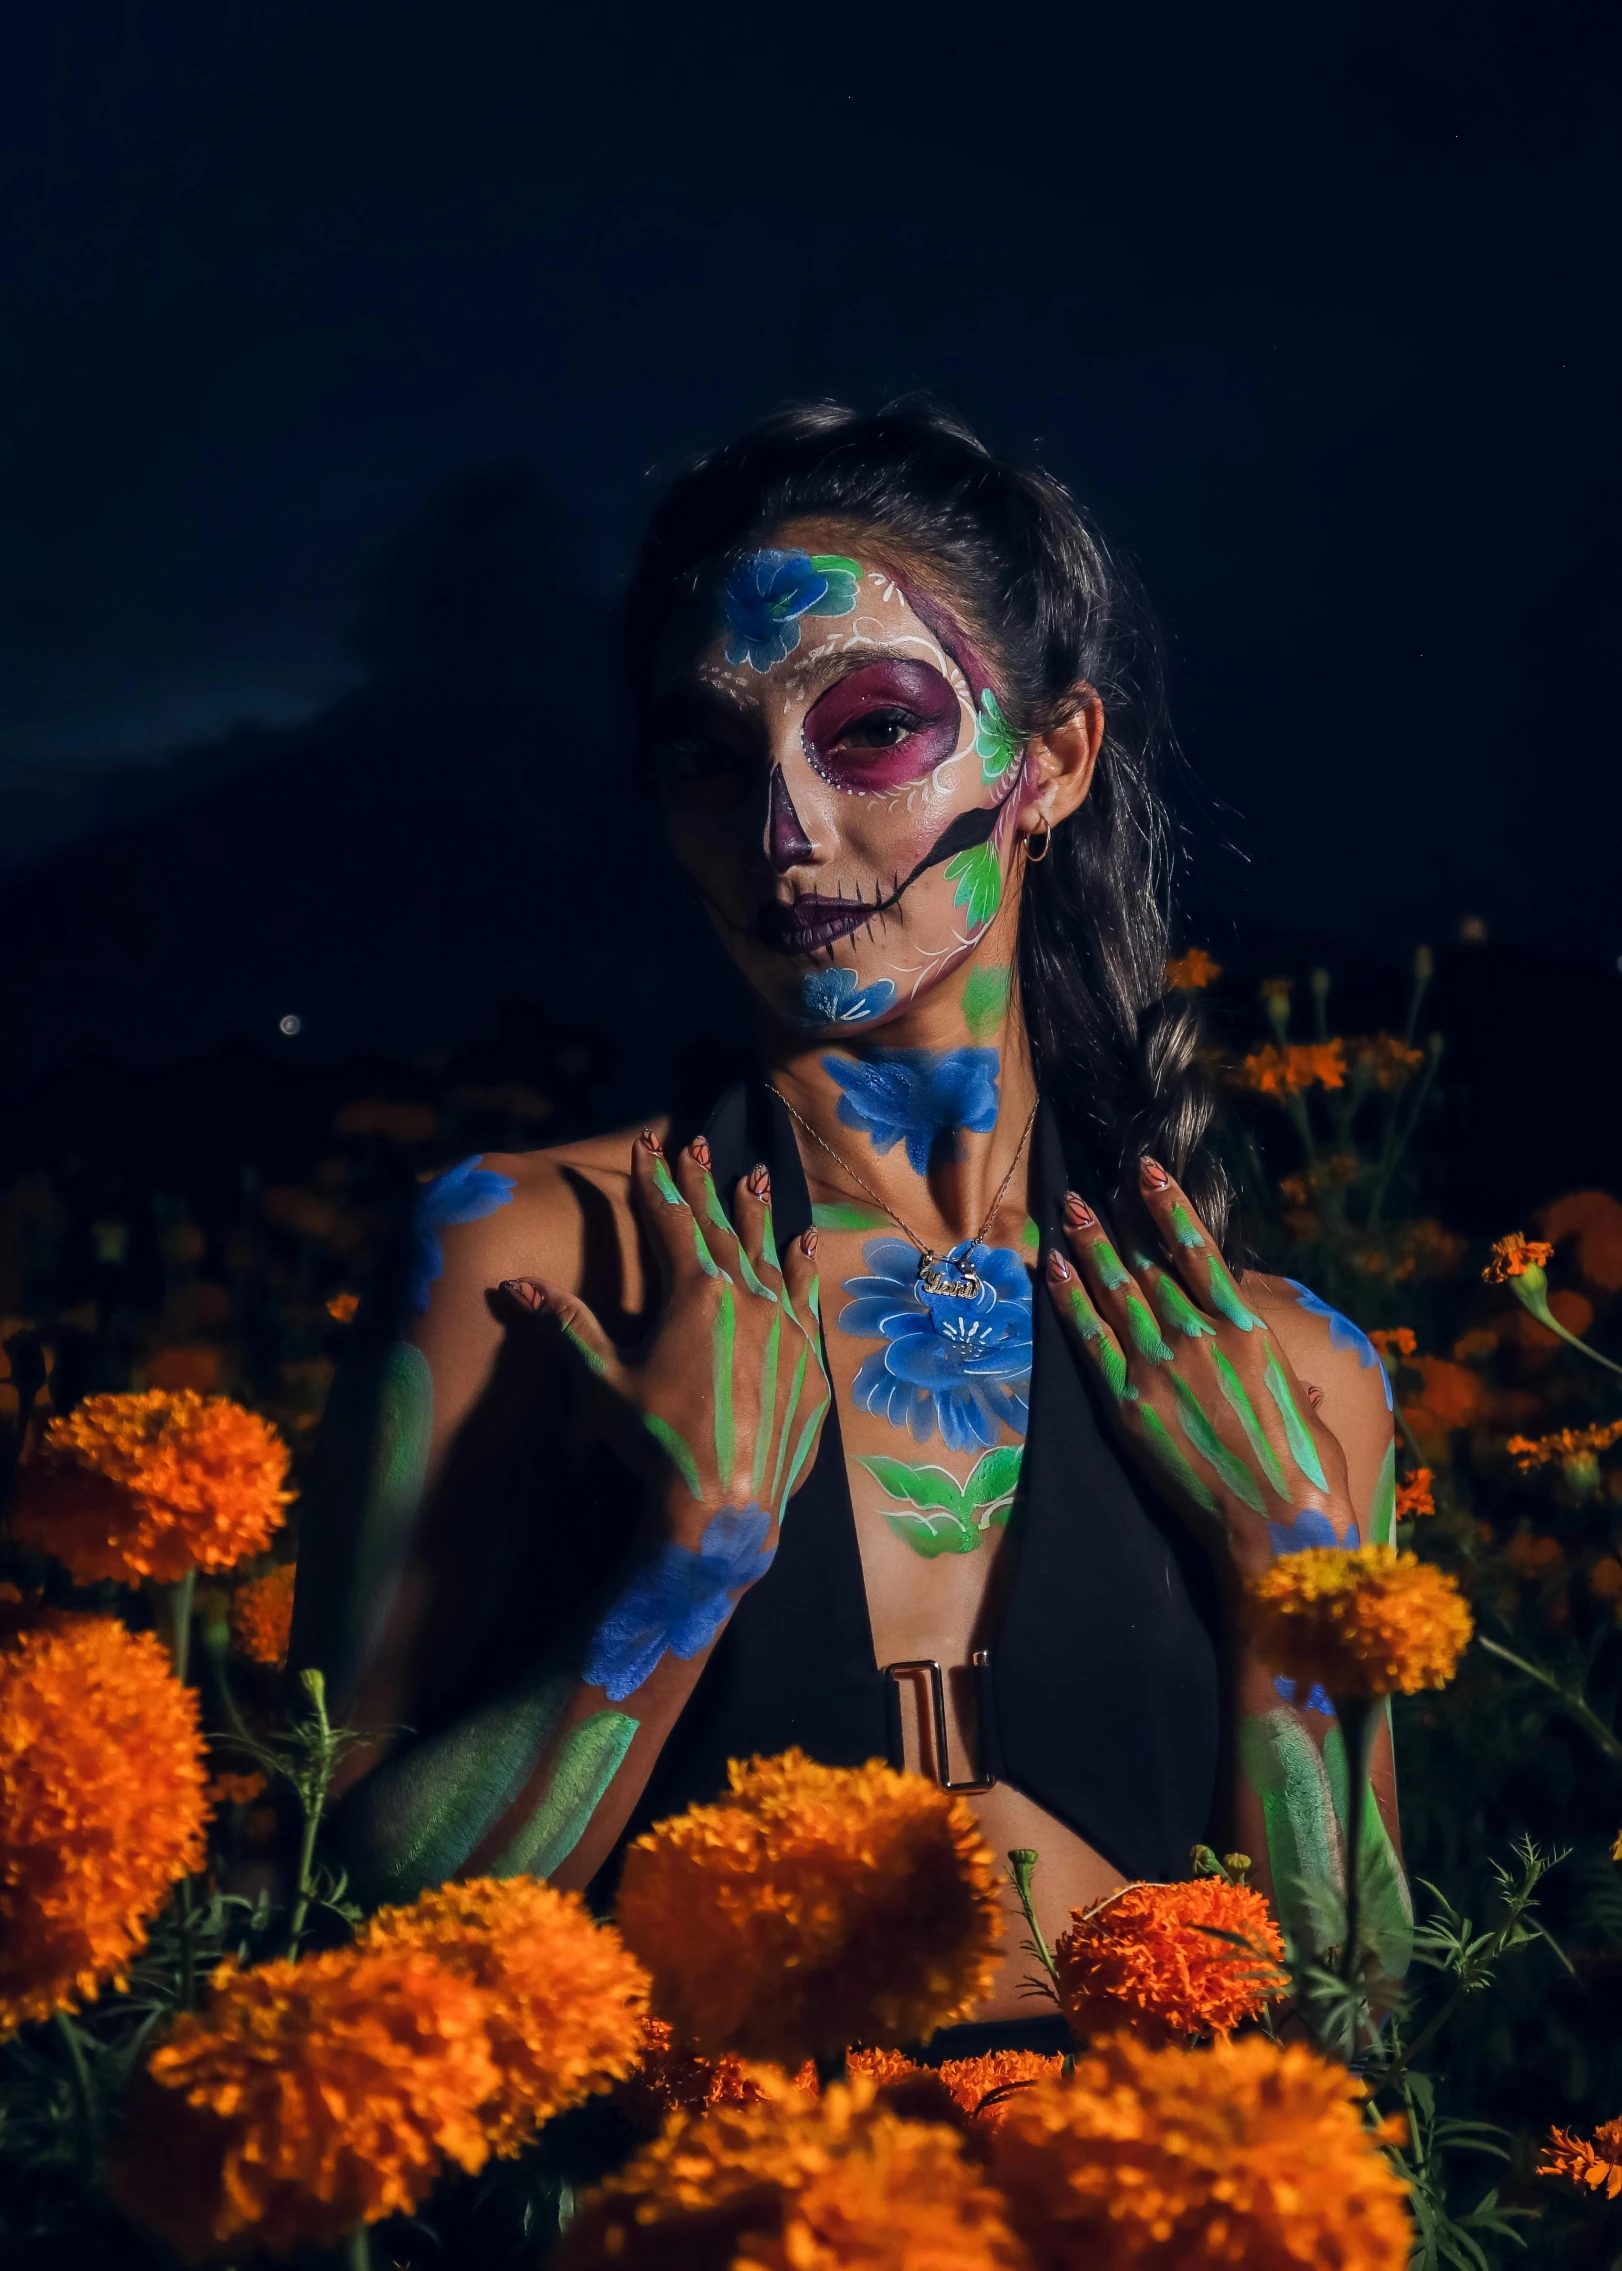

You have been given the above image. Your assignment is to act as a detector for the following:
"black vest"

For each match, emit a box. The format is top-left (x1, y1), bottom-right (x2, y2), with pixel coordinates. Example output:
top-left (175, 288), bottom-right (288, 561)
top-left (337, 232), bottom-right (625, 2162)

top-left (600, 1083), bottom-right (1221, 1888)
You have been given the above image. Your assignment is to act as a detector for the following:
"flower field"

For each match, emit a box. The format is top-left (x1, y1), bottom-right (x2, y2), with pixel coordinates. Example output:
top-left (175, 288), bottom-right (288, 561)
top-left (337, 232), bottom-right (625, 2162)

top-left (3, 950), bottom-right (1622, 2267)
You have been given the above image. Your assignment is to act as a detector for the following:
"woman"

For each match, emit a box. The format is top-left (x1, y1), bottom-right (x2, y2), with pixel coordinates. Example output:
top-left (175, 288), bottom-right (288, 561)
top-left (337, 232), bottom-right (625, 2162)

top-left (292, 401), bottom-right (1406, 2034)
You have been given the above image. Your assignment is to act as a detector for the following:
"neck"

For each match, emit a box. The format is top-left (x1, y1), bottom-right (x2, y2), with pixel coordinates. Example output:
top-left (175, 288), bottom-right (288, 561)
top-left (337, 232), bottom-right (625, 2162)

top-left (761, 951), bottom-right (1038, 1254)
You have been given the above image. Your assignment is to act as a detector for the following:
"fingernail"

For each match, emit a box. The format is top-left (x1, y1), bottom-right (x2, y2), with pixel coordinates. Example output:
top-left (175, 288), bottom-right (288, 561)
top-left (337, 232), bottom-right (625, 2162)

top-left (801, 1229), bottom-right (818, 1258)
top-left (1062, 1193), bottom-right (1097, 1229)
top-left (748, 1163), bottom-right (771, 1199)
top-left (1305, 1382), bottom-right (1325, 1408)
top-left (1047, 1249), bottom-right (1071, 1282)
top-left (1140, 1157), bottom-right (1171, 1191)
top-left (691, 1136), bottom-right (712, 1172)
top-left (500, 1278), bottom-right (546, 1312)
top-left (639, 1128), bottom-right (663, 1156)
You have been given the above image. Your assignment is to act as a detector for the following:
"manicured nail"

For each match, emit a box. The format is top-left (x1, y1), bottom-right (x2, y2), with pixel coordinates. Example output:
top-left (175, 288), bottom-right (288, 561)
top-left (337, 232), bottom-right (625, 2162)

top-left (639, 1128), bottom-right (662, 1155)
top-left (748, 1163), bottom-right (771, 1200)
top-left (1047, 1249), bottom-right (1071, 1283)
top-left (1140, 1157), bottom-right (1171, 1191)
top-left (501, 1278), bottom-right (546, 1312)
top-left (801, 1229), bottom-right (818, 1258)
top-left (691, 1136), bottom-right (712, 1172)
top-left (1305, 1382), bottom-right (1325, 1408)
top-left (1062, 1193), bottom-right (1097, 1229)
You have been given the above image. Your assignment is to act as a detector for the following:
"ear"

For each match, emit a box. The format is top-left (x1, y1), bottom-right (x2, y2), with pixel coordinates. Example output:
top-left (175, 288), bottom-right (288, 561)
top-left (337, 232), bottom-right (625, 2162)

top-left (1016, 686), bottom-right (1104, 840)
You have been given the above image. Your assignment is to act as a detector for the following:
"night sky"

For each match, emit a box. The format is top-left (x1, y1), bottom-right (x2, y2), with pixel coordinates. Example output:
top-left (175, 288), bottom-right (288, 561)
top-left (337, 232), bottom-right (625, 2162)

top-left (3, 4), bottom-right (1619, 1010)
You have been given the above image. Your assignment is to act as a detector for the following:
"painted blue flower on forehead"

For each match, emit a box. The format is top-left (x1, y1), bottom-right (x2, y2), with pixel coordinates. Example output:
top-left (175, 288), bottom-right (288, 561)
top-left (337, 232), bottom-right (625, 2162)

top-left (721, 549), bottom-right (861, 672)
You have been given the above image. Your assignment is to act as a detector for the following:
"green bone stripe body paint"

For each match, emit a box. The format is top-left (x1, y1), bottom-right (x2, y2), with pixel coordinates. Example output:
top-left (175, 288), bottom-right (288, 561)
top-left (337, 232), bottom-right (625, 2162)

top-left (1367, 1437), bottom-right (1397, 1546)
top-left (1212, 1350), bottom-right (1289, 1498)
top-left (1094, 1241), bottom-right (1131, 1291)
top-left (770, 1341), bottom-right (810, 1511)
top-left (1068, 1283), bottom-right (1128, 1401)
top-left (494, 1709), bottom-right (640, 1879)
top-left (1323, 1712), bottom-right (1414, 1979)
top-left (1152, 1275), bottom-right (1217, 1340)
top-left (1240, 1709), bottom-right (1342, 1963)
top-left (644, 1413), bottom-right (702, 1499)
top-left (703, 1176), bottom-right (774, 1298)
top-left (1167, 1374), bottom-right (1264, 1511)
top-left (1170, 1204), bottom-right (1205, 1250)
top-left (759, 1203), bottom-right (781, 1273)
top-left (1124, 1294), bottom-right (1175, 1365)
top-left (859, 1445), bottom-right (1023, 1558)
top-left (1205, 1260), bottom-right (1264, 1332)
top-left (1265, 1355), bottom-right (1329, 1489)
top-left (561, 1321), bottom-right (607, 1378)
top-left (651, 1158), bottom-right (684, 1207)
top-left (811, 1202), bottom-right (892, 1231)
top-left (712, 1285), bottom-right (736, 1481)
top-left (1134, 1403), bottom-right (1219, 1513)
top-left (751, 1309), bottom-right (782, 1498)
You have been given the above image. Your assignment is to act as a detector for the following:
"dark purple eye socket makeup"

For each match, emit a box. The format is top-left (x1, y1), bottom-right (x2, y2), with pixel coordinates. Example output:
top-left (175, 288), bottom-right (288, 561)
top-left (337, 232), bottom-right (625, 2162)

top-left (800, 660), bottom-right (962, 793)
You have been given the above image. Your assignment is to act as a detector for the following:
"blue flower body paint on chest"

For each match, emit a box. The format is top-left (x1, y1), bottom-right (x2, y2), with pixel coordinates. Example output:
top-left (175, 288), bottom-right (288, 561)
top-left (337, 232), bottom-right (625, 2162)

top-left (822, 1047), bottom-right (1000, 1175)
top-left (409, 1156), bottom-right (517, 1314)
top-left (582, 1506), bottom-right (775, 1702)
top-left (839, 1235), bottom-right (1032, 1451)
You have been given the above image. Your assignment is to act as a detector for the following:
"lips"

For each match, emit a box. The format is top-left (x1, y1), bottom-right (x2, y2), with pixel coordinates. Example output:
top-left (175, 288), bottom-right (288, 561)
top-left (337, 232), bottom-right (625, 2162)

top-left (755, 894), bottom-right (886, 956)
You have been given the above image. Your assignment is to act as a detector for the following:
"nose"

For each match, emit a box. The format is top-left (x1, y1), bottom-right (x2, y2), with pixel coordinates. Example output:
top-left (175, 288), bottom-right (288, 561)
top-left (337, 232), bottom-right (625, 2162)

top-left (765, 764), bottom-right (813, 874)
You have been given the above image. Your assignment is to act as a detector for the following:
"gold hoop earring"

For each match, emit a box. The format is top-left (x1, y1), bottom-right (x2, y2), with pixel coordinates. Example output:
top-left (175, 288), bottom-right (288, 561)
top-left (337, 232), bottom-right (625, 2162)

top-left (1026, 817), bottom-right (1052, 864)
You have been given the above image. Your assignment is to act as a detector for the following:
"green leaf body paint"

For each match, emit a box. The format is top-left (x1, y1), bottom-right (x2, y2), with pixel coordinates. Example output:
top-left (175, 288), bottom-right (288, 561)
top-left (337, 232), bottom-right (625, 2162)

top-left (1170, 1204), bottom-right (1206, 1250)
top-left (651, 1158), bottom-right (684, 1207)
top-left (1067, 1284), bottom-right (1128, 1401)
top-left (1152, 1275), bottom-right (1217, 1340)
top-left (759, 1204), bottom-right (781, 1273)
top-left (770, 1342), bottom-right (809, 1512)
top-left (1094, 1241), bottom-right (1131, 1291)
top-left (1168, 1374), bottom-right (1264, 1511)
top-left (1019, 1216), bottom-right (1040, 1255)
top-left (703, 1177), bottom-right (774, 1299)
top-left (783, 1393), bottom-right (829, 1503)
top-left (691, 1219), bottom-right (729, 1280)
top-left (1205, 1259), bottom-right (1263, 1332)
top-left (712, 1285), bottom-right (736, 1482)
top-left (1124, 1294), bottom-right (1174, 1366)
top-left (643, 1414), bottom-right (702, 1499)
top-left (944, 840), bottom-right (1002, 931)
top-left (859, 1445), bottom-right (1023, 1558)
top-left (561, 1321), bottom-right (607, 1378)
top-left (810, 550), bottom-right (861, 580)
top-left (495, 1709), bottom-right (640, 1880)
top-left (751, 1309), bottom-right (782, 1499)
top-left (1367, 1437), bottom-right (1397, 1547)
top-left (1240, 1709), bottom-right (1341, 1963)
top-left (811, 1202), bottom-right (892, 1231)
top-left (1211, 1350), bottom-right (1289, 1499)
top-left (974, 688), bottom-right (1021, 784)
top-left (961, 961), bottom-right (1012, 1038)
top-left (1134, 1404), bottom-right (1219, 1513)
top-left (1265, 1355), bottom-right (1328, 1490)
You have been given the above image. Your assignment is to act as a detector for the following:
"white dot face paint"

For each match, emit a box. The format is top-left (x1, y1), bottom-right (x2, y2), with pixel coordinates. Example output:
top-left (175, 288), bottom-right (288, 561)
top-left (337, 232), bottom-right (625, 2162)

top-left (651, 550), bottom-right (1031, 1034)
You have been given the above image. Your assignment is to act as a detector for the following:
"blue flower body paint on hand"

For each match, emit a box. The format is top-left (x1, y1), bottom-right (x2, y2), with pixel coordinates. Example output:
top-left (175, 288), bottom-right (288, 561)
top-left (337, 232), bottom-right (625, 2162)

top-left (720, 549), bottom-right (860, 673)
top-left (409, 1156), bottom-right (517, 1314)
top-left (796, 967), bottom-right (898, 1028)
top-left (582, 1506), bottom-right (775, 1703)
top-left (1273, 1674), bottom-right (1336, 1716)
top-left (1266, 1506), bottom-right (1360, 1558)
top-left (822, 1047), bottom-right (999, 1175)
top-left (840, 1236), bottom-right (1032, 1451)
top-left (1284, 1280), bottom-right (1393, 1410)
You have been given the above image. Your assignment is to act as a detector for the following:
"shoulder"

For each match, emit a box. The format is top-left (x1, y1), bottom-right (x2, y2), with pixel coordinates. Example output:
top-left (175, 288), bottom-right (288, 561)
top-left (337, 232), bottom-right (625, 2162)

top-left (1240, 1269), bottom-right (1394, 1458)
top-left (413, 1118), bottom-right (669, 1321)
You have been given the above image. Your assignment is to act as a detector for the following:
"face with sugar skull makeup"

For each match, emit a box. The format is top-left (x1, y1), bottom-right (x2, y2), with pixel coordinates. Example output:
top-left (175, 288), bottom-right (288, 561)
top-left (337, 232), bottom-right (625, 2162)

top-left (650, 531), bottom-right (1051, 1036)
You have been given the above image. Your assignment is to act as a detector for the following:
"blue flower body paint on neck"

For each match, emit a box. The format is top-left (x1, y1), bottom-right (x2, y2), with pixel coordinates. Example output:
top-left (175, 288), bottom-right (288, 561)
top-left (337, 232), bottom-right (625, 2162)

top-left (1284, 1280), bottom-right (1393, 1410)
top-left (797, 967), bottom-right (898, 1028)
top-left (409, 1156), bottom-right (517, 1314)
top-left (840, 1235), bottom-right (1032, 1451)
top-left (581, 1506), bottom-right (775, 1702)
top-left (822, 1047), bottom-right (999, 1175)
top-left (720, 550), bottom-right (860, 673)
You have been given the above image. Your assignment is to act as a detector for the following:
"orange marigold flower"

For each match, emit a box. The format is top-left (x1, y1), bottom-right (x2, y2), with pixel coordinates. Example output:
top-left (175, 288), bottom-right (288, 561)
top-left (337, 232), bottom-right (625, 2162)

top-left (1612, 1829), bottom-right (1622, 1863)
top-left (1588, 1557), bottom-right (1622, 1605)
top-left (1507, 1419), bottom-right (1622, 1473)
top-left (1054, 1878), bottom-right (1286, 2048)
top-left (1165, 948), bottom-right (1221, 991)
top-left (1395, 1468), bottom-right (1436, 1520)
top-left (12, 1390), bottom-right (292, 1584)
top-left (359, 1876), bottom-right (647, 2154)
top-left (0, 1613), bottom-right (208, 2035)
top-left (559, 2072), bottom-right (1029, 2271)
top-left (938, 2050), bottom-right (1066, 2125)
top-left (1350, 1034), bottom-right (1425, 1089)
top-left (1403, 1355), bottom-right (1487, 1433)
top-left (145, 1344), bottom-right (224, 1394)
top-left (1246, 1544), bottom-right (1473, 1699)
top-left (230, 1562), bottom-right (297, 1668)
top-left (1537, 2116), bottom-right (1622, 2201)
top-left (1235, 1040), bottom-right (1348, 1099)
top-left (616, 1751), bottom-right (1003, 2063)
top-left (613, 2016), bottom-right (787, 2134)
top-left (1484, 1234), bottom-right (1554, 1284)
top-left (112, 1946), bottom-right (495, 2258)
top-left (206, 1770), bottom-right (266, 1808)
top-left (991, 2033), bottom-right (1411, 2271)
top-left (1369, 1328), bottom-right (1417, 1362)
top-left (1505, 1531), bottom-right (1564, 1580)
top-left (325, 1290), bottom-right (360, 1323)
top-left (1453, 1328), bottom-right (1499, 1361)
top-left (1538, 1191), bottom-right (1622, 1293)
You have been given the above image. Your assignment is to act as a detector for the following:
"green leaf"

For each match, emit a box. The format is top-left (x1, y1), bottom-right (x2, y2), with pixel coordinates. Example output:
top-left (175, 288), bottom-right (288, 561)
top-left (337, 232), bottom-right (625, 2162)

top-left (885, 1510), bottom-right (979, 1557)
top-left (945, 841), bottom-right (1003, 931)
top-left (858, 1455), bottom-right (968, 1518)
top-left (810, 552), bottom-right (862, 578)
top-left (974, 689), bottom-right (1021, 784)
top-left (965, 1444), bottom-right (1024, 1507)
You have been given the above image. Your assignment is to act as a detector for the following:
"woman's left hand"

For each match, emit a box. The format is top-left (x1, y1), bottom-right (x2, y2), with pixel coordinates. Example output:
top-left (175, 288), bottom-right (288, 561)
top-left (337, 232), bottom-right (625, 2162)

top-left (1044, 1157), bottom-right (1358, 1580)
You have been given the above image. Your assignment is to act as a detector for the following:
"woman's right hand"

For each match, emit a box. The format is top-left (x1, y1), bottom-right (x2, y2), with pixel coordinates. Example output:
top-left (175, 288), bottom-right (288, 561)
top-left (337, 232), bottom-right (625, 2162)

top-left (500, 1131), bottom-right (829, 1552)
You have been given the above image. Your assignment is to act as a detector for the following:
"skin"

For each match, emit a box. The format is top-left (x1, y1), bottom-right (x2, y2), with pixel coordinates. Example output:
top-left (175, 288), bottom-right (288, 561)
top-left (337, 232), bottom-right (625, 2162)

top-left (314, 518), bottom-right (1398, 2018)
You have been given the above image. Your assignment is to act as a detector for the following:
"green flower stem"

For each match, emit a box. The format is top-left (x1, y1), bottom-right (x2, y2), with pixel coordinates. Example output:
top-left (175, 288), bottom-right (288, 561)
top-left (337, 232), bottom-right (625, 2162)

top-left (1476, 1634), bottom-right (1622, 1765)
top-left (162, 1566), bottom-right (197, 1687)
top-left (1338, 1696), bottom-right (1375, 2058)
top-left (53, 2009), bottom-right (97, 2186)
top-left (1007, 1848), bottom-right (1062, 2006)
top-left (287, 1669), bottom-right (340, 1953)
top-left (348, 2224), bottom-right (374, 2271)
top-left (1517, 1289), bottom-right (1622, 1378)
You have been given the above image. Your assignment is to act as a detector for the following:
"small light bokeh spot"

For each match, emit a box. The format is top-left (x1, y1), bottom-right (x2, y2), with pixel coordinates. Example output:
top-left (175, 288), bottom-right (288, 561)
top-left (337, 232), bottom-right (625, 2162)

top-left (278, 1013), bottom-right (303, 1037)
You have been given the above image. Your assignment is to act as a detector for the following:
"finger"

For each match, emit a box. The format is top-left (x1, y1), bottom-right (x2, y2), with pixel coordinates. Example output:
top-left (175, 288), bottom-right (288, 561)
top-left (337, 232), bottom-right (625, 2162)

top-left (1136, 1157), bottom-right (1266, 1334)
top-left (1127, 1242), bottom-right (1219, 1347)
top-left (772, 1229), bottom-right (830, 1511)
top-left (629, 1128), bottom-right (728, 1291)
top-left (726, 1164), bottom-right (782, 1305)
top-left (673, 1136), bottom-right (745, 1286)
top-left (1045, 1248), bottom-right (1130, 1401)
top-left (497, 1277), bottom-right (629, 1394)
top-left (1059, 1193), bottom-right (1174, 1368)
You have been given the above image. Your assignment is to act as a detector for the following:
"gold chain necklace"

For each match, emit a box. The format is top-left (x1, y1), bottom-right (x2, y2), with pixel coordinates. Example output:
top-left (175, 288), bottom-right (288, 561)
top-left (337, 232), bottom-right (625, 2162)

top-left (766, 1084), bottom-right (1039, 1303)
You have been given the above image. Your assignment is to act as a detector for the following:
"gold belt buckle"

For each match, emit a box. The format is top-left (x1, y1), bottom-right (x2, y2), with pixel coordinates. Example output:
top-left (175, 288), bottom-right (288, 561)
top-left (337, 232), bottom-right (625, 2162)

top-left (881, 1650), bottom-right (996, 1792)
